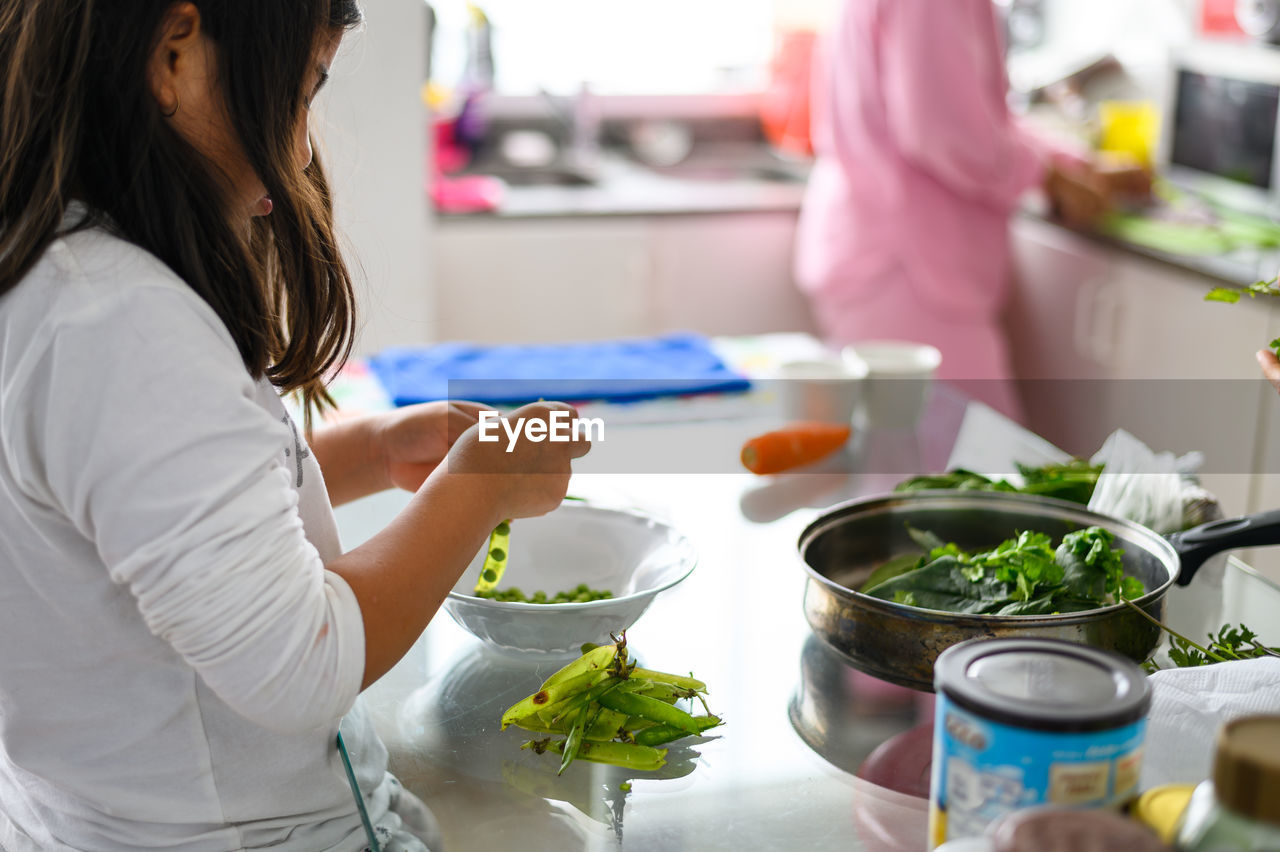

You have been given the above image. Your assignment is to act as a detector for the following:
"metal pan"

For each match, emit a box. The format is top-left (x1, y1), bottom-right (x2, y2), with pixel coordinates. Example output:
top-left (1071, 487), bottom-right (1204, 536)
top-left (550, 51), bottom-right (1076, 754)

top-left (798, 490), bottom-right (1280, 691)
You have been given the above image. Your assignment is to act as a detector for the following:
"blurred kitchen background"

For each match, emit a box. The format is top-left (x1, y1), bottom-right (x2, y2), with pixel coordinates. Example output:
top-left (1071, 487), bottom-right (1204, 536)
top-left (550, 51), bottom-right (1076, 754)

top-left (316, 0), bottom-right (1230, 350)
top-left (317, 0), bottom-right (1280, 576)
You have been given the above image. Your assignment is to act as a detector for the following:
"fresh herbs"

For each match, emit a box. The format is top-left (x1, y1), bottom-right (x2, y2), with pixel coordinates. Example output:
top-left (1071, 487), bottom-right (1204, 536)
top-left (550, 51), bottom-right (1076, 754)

top-left (1056, 525), bottom-right (1145, 602)
top-left (1163, 623), bottom-right (1279, 669)
top-left (861, 526), bottom-right (1142, 616)
top-left (1122, 601), bottom-right (1280, 672)
top-left (1204, 278), bottom-right (1280, 357)
top-left (895, 460), bottom-right (1104, 506)
top-left (863, 521), bottom-right (1278, 669)
top-left (1205, 277), bottom-right (1280, 303)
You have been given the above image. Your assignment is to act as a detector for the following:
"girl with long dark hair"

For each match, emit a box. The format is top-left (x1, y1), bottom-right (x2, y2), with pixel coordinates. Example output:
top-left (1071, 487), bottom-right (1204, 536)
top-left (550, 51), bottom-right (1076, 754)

top-left (0, 3), bottom-right (588, 848)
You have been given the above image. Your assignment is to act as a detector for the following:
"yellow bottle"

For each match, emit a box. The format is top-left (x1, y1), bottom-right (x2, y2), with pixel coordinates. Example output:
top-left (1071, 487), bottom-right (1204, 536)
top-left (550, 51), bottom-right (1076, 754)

top-left (1097, 100), bottom-right (1159, 169)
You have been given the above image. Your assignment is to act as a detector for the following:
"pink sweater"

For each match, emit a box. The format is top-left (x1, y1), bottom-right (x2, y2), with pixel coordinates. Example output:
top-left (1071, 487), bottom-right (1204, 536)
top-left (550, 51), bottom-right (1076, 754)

top-left (794, 0), bottom-right (1046, 322)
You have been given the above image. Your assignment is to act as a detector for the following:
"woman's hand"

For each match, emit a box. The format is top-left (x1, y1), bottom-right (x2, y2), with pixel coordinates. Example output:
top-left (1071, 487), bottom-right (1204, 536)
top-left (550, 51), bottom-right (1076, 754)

top-left (1044, 154), bottom-right (1153, 229)
top-left (1044, 161), bottom-right (1109, 228)
top-left (1094, 155), bottom-right (1152, 208)
top-left (376, 400), bottom-right (490, 492)
top-left (1258, 349), bottom-right (1280, 395)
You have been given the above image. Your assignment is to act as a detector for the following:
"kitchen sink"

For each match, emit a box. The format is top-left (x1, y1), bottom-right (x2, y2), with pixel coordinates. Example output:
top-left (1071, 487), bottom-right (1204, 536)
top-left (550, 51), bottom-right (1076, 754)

top-left (454, 149), bottom-right (809, 190)
top-left (461, 163), bottom-right (598, 187)
top-left (643, 162), bottom-right (809, 184)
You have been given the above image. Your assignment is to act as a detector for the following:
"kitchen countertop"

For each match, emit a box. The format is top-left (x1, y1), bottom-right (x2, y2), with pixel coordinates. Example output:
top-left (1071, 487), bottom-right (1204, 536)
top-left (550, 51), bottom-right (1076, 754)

top-left (439, 139), bottom-right (1278, 287)
top-left (1017, 196), bottom-right (1280, 288)
top-left (330, 336), bottom-right (1280, 851)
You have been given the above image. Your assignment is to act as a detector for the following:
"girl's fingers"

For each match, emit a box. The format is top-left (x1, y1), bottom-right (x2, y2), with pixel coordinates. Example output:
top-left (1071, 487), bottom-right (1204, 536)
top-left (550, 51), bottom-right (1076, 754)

top-left (447, 400), bottom-right (490, 419)
top-left (567, 435), bottom-right (592, 459)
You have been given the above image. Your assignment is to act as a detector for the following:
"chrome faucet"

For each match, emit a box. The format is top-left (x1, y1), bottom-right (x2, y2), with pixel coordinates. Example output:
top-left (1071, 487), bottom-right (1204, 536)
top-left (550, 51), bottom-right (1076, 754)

top-left (539, 83), bottom-right (599, 168)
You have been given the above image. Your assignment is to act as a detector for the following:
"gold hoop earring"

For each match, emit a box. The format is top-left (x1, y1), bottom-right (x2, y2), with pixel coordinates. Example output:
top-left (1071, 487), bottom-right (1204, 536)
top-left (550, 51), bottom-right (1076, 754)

top-left (161, 97), bottom-right (179, 118)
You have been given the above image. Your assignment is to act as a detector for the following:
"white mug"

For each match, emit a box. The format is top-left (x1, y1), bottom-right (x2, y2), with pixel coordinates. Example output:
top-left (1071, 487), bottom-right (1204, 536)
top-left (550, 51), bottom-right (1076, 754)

top-left (773, 357), bottom-right (869, 424)
top-left (841, 341), bottom-right (942, 430)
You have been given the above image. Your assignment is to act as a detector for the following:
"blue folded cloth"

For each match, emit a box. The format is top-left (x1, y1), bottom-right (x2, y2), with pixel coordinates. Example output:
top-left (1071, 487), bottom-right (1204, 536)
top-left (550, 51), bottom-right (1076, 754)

top-left (367, 333), bottom-right (752, 407)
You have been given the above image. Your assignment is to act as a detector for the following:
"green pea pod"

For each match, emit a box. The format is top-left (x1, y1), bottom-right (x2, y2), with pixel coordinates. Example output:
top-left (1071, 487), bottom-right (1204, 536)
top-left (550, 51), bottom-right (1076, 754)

top-left (473, 520), bottom-right (512, 594)
top-left (632, 715), bottom-right (723, 747)
top-left (537, 738), bottom-right (667, 772)
top-left (597, 687), bottom-right (702, 735)
top-left (558, 705), bottom-right (591, 775)
top-left (621, 715), bottom-right (659, 733)
top-left (634, 681), bottom-right (697, 704)
top-left (504, 711), bottom-right (619, 741)
top-left (628, 667), bottom-right (706, 693)
top-left (545, 676), bottom-right (631, 725)
top-left (500, 669), bottom-right (606, 729)
top-left (540, 642), bottom-right (619, 690)
top-left (509, 708), bottom-right (624, 743)
top-left (586, 708), bottom-right (629, 741)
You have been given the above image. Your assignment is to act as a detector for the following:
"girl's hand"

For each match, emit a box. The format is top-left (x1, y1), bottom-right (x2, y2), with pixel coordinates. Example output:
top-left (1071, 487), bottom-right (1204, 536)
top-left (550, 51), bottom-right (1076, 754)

top-left (377, 400), bottom-right (490, 492)
top-left (1258, 349), bottom-right (1280, 395)
top-left (446, 400), bottom-right (592, 523)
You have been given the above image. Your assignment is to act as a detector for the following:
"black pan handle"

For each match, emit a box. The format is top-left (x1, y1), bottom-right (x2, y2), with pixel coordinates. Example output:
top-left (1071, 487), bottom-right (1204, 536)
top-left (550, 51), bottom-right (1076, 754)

top-left (1168, 508), bottom-right (1280, 586)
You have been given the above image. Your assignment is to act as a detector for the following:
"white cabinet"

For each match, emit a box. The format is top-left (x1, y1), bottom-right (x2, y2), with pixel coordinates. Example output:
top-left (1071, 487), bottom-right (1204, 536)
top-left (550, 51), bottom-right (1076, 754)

top-left (648, 213), bottom-right (816, 337)
top-left (1006, 216), bottom-right (1131, 465)
top-left (1108, 254), bottom-right (1274, 381)
top-left (1008, 215), bottom-right (1120, 382)
top-left (433, 218), bottom-right (655, 344)
top-left (1008, 215), bottom-right (1276, 524)
top-left (1106, 253), bottom-right (1273, 524)
top-left (431, 212), bottom-right (818, 344)
top-left (1245, 308), bottom-right (1280, 582)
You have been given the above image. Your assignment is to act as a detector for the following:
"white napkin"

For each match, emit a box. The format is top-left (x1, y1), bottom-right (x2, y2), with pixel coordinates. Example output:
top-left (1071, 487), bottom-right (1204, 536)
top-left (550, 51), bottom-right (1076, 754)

top-left (1140, 657), bottom-right (1280, 789)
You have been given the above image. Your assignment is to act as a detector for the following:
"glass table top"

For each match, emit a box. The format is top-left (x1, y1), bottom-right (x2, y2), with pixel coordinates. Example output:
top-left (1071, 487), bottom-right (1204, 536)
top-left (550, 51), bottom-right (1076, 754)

top-left (339, 386), bottom-right (1280, 851)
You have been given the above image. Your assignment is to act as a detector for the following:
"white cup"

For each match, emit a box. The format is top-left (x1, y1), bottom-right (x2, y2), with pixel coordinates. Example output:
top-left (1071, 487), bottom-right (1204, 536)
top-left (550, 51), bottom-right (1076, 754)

top-left (841, 341), bottom-right (942, 430)
top-left (773, 357), bottom-right (869, 424)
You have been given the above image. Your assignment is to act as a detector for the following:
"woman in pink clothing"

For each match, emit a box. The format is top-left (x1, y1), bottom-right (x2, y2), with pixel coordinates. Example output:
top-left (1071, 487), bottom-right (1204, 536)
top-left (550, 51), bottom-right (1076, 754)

top-left (794, 0), bottom-right (1120, 419)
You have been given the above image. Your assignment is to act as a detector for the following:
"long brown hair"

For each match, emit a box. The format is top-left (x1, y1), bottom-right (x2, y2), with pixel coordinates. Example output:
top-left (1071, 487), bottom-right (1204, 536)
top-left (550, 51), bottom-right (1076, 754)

top-left (0, 0), bottom-right (363, 418)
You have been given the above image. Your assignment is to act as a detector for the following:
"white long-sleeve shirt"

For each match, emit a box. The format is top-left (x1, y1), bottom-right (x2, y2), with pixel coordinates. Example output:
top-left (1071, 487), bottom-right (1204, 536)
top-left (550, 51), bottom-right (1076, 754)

top-left (0, 220), bottom-right (397, 850)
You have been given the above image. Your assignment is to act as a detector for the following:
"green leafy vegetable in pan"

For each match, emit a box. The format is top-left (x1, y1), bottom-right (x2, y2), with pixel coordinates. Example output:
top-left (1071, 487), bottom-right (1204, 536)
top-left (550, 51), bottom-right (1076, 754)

top-left (861, 526), bottom-right (1142, 616)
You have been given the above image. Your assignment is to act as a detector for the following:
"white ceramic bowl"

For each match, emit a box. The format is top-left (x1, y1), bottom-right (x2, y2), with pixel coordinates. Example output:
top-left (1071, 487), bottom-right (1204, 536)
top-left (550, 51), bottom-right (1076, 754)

top-left (443, 503), bottom-right (697, 657)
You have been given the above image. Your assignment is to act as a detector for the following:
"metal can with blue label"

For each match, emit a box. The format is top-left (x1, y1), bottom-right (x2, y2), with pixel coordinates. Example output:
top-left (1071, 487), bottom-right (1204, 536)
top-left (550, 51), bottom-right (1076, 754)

top-left (928, 637), bottom-right (1152, 850)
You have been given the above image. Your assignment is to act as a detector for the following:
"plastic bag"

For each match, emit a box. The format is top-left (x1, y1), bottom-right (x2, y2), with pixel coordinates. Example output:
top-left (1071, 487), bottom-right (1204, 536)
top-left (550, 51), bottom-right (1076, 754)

top-left (1087, 429), bottom-right (1217, 535)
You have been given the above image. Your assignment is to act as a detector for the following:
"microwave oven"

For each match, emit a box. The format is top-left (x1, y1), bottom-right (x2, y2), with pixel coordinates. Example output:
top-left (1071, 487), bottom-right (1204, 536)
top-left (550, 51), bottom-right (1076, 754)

top-left (1159, 41), bottom-right (1280, 215)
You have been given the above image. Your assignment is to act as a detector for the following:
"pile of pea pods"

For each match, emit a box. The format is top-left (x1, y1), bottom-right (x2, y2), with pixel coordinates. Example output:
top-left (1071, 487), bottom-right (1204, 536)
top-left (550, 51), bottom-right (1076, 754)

top-left (501, 634), bottom-right (722, 774)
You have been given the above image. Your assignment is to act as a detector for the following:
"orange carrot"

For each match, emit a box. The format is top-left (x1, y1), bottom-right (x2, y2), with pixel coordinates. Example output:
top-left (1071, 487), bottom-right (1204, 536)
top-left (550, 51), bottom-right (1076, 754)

top-left (740, 422), bottom-right (853, 475)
